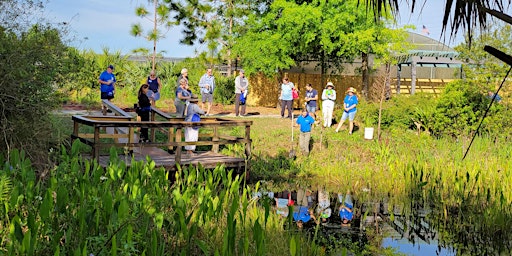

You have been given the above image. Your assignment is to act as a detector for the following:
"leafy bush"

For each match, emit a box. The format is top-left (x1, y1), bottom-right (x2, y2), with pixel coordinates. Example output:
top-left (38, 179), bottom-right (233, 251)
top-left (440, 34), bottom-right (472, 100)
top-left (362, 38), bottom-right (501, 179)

top-left (0, 25), bottom-right (68, 166)
top-left (430, 80), bottom-right (488, 137)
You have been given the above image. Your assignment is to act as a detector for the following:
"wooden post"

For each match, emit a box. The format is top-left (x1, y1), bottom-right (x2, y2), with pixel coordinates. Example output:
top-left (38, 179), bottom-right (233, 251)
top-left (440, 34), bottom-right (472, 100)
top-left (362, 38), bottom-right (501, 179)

top-left (93, 126), bottom-right (100, 159)
top-left (175, 127), bottom-right (182, 165)
top-left (72, 121), bottom-right (79, 144)
top-left (128, 117), bottom-right (134, 151)
top-left (212, 126), bottom-right (219, 153)
top-left (150, 110), bottom-right (156, 142)
top-left (244, 125), bottom-right (251, 159)
top-left (168, 127), bottom-right (175, 152)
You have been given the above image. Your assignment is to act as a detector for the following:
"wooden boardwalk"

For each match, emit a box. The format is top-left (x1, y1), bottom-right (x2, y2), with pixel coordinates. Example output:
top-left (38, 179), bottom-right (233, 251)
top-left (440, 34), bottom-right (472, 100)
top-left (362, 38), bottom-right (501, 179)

top-left (90, 146), bottom-right (246, 171)
top-left (73, 100), bottom-right (251, 172)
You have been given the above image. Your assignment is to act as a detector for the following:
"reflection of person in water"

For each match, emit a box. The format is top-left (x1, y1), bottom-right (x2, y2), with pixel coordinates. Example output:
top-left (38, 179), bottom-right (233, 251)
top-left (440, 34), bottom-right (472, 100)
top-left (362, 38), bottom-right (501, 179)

top-left (275, 192), bottom-right (294, 218)
top-left (338, 192), bottom-right (354, 226)
top-left (293, 206), bottom-right (314, 229)
top-left (316, 189), bottom-right (332, 223)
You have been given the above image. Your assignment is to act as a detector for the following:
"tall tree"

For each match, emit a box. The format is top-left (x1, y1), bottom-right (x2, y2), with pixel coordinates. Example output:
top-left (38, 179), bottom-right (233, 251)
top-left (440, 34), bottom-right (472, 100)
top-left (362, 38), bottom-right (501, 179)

top-left (171, 0), bottom-right (268, 76)
top-left (233, 0), bottom-right (401, 95)
top-left (131, 0), bottom-right (175, 70)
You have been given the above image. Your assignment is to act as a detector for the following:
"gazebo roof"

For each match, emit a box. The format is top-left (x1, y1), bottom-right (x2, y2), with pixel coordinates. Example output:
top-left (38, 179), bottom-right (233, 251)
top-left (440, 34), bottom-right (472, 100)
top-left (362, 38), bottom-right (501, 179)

top-left (395, 32), bottom-right (463, 68)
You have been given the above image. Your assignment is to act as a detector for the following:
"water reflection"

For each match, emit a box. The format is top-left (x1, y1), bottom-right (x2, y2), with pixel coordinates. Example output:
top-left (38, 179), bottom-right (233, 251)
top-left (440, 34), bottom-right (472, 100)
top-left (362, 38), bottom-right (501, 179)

top-left (254, 185), bottom-right (512, 255)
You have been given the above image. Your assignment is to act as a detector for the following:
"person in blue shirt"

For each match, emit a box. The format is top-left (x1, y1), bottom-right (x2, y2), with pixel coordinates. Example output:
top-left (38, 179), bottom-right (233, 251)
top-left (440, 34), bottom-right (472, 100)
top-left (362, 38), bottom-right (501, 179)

top-left (98, 65), bottom-right (116, 114)
top-left (487, 91), bottom-right (502, 103)
top-left (304, 83), bottom-right (318, 121)
top-left (146, 70), bottom-right (162, 107)
top-left (335, 87), bottom-right (359, 134)
top-left (296, 109), bottom-right (315, 156)
top-left (174, 78), bottom-right (191, 117)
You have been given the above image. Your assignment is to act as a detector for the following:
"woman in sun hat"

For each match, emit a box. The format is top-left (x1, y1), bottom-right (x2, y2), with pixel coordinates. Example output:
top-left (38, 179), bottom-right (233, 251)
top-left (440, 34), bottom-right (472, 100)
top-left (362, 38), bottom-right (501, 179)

top-left (335, 87), bottom-right (358, 134)
top-left (321, 82), bottom-right (336, 127)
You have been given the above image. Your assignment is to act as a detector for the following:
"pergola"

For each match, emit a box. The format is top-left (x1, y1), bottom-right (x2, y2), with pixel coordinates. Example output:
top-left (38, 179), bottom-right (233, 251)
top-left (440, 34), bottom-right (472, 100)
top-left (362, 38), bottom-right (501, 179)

top-left (394, 33), bottom-right (464, 95)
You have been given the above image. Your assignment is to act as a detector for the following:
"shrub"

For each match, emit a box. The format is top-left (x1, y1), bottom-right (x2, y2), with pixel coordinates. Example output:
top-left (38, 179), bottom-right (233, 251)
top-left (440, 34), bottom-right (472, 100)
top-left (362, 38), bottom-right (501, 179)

top-left (0, 25), bottom-right (68, 166)
top-left (430, 80), bottom-right (488, 137)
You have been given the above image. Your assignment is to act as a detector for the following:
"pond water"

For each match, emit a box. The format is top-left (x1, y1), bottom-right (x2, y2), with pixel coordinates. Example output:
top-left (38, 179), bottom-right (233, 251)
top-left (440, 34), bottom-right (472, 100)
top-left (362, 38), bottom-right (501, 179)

top-left (255, 187), bottom-right (512, 255)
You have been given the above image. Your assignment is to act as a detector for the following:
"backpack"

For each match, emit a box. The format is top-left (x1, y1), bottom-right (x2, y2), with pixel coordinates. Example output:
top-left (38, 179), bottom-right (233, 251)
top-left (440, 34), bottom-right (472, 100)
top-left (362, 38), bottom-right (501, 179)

top-left (191, 113), bottom-right (201, 130)
top-left (292, 88), bottom-right (299, 99)
top-left (240, 93), bottom-right (246, 105)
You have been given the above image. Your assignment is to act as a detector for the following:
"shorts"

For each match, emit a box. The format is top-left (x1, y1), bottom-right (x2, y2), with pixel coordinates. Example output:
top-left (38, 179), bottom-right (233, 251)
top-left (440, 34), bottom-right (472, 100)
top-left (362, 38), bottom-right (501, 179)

top-left (101, 91), bottom-right (114, 100)
top-left (341, 110), bottom-right (357, 121)
top-left (306, 105), bottom-right (316, 114)
top-left (147, 90), bottom-right (160, 101)
top-left (201, 92), bottom-right (213, 103)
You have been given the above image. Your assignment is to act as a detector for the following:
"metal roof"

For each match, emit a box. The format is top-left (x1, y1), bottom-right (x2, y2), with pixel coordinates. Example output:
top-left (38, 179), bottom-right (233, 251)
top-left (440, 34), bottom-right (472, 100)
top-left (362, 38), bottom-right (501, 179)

top-left (395, 32), bottom-right (463, 68)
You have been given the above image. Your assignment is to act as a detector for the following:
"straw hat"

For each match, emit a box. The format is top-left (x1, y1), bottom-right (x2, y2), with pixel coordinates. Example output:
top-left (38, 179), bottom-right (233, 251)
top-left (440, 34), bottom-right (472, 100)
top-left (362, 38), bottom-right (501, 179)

top-left (346, 87), bottom-right (356, 93)
top-left (325, 82), bottom-right (334, 89)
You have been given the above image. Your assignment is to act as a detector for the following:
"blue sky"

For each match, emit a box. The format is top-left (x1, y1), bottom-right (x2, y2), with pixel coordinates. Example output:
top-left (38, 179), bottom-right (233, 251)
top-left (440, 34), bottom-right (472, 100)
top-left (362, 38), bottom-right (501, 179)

top-left (45, 0), bottom-right (464, 58)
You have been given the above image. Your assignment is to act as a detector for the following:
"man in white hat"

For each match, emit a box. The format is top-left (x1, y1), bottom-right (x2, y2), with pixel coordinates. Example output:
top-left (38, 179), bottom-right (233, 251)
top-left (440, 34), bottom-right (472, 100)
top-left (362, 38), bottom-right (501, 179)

top-left (321, 82), bottom-right (336, 127)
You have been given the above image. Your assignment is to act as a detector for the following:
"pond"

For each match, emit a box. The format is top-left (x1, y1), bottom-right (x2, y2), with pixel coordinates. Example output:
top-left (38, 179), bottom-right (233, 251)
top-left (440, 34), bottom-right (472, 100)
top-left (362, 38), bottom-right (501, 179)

top-left (254, 186), bottom-right (512, 255)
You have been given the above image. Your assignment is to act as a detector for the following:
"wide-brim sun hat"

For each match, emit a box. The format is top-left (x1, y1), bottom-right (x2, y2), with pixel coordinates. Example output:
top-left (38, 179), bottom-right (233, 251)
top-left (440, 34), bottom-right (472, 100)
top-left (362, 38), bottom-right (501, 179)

top-left (325, 82), bottom-right (334, 89)
top-left (346, 87), bottom-right (356, 93)
top-left (189, 94), bottom-right (199, 102)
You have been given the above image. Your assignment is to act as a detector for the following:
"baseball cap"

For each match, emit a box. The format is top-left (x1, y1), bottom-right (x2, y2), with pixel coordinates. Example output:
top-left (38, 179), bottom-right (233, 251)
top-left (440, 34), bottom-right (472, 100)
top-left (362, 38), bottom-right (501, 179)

top-left (108, 65), bottom-right (114, 70)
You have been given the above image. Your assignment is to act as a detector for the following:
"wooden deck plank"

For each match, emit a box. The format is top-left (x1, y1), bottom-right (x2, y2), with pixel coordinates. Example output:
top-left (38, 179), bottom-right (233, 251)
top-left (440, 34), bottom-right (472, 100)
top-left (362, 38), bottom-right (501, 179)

top-left (85, 147), bottom-right (246, 171)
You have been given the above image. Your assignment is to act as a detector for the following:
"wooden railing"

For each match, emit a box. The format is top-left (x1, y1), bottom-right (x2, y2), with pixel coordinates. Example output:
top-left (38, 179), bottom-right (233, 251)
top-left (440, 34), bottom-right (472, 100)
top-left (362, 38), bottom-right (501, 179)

top-left (72, 101), bottom-right (252, 164)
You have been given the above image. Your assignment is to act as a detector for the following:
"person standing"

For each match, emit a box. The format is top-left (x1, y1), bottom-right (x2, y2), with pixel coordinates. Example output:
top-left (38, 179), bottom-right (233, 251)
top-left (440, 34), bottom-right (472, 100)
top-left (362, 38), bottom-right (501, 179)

top-left (234, 69), bottom-right (249, 117)
top-left (335, 87), bottom-right (359, 134)
top-left (174, 78), bottom-right (191, 117)
top-left (137, 84), bottom-right (152, 143)
top-left (280, 77), bottom-right (294, 119)
top-left (98, 64), bottom-right (116, 114)
top-left (146, 70), bottom-right (162, 107)
top-left (321, 82), bottom-right (336, 127)
top-left (176, 68), bottom-right (188, 87)
top-left (304, 83), bottom-right (318, 121)
top-left (295, 109), bottom-right (315, 156)
top-left (184, 95), bottom-right (205, 155)
top-left (199, 68), bottom-right (215, 116)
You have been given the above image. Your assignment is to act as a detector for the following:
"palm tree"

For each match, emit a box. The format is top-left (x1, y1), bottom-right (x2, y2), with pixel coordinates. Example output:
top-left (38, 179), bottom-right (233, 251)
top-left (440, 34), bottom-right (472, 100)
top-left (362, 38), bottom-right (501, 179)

top-left (363, 0), bottom-right (511, 42)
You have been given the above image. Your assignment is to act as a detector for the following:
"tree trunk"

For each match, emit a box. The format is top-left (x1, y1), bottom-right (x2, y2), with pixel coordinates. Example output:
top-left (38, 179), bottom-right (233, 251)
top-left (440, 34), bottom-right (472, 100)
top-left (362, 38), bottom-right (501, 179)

top-left (362, 51), bottom-right (369, 99)
top-left (151, 0), bottom-right (157, 70)
top-left (226, 15), bottom-right (233, 76)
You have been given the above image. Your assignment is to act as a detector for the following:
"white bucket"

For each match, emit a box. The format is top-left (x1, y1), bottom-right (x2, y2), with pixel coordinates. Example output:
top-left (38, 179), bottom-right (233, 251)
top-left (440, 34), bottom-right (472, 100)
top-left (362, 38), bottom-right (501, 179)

top-left (364, 127), bottom-right (374, 140)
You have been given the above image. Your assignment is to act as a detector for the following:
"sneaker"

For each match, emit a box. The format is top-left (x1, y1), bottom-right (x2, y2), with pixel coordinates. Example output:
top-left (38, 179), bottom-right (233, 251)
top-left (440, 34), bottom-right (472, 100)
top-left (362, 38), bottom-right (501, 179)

top-left (106, 109), bottom-right (113, 113)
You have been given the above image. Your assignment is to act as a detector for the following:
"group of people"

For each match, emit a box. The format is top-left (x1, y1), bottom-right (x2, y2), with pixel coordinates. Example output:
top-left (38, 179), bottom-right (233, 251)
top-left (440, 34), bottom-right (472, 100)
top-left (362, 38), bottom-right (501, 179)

top-left (289, 79), bottom-right (359, 156)
top-left (272, 189), bottom-right (355, 229)
top-left (98, 65), bottom-right (250, 152)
